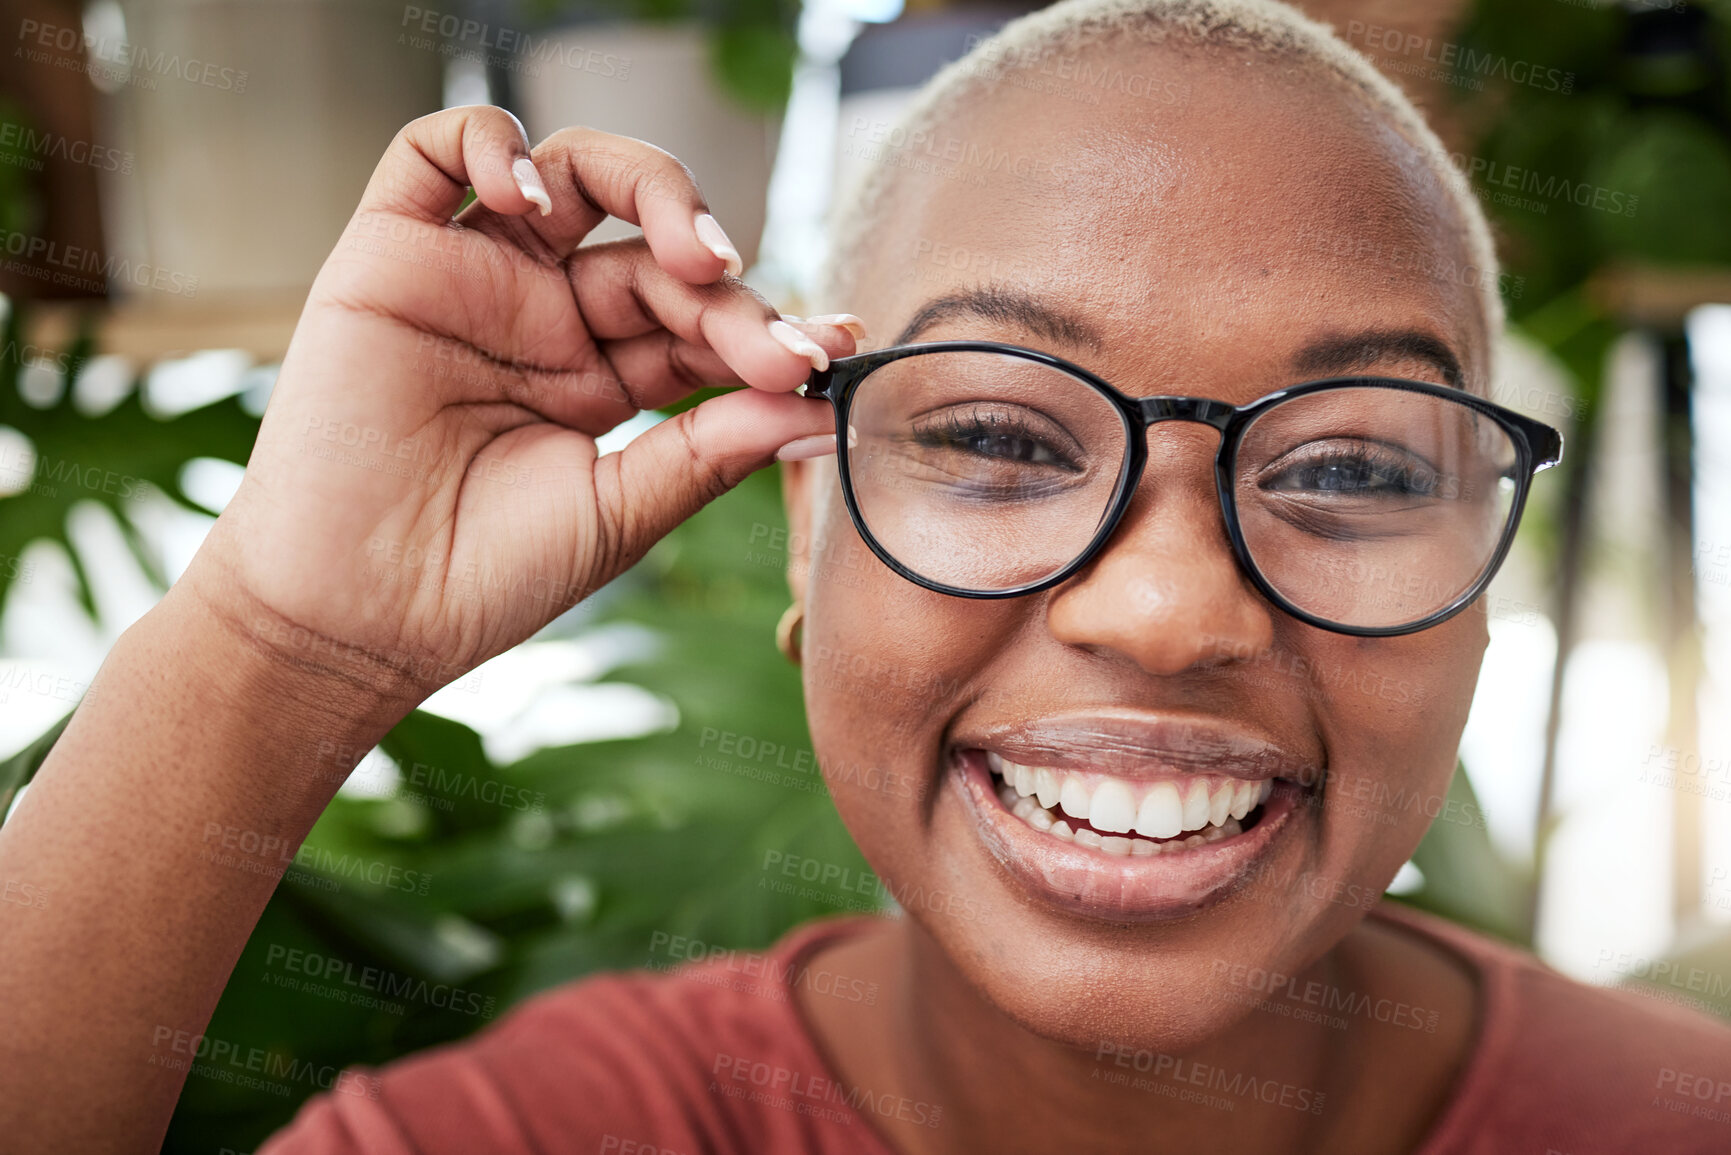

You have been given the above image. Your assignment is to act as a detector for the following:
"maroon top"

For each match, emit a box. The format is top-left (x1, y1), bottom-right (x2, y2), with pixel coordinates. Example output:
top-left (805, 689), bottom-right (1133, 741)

top-left (260, 904), bottom-right (1731, 1153)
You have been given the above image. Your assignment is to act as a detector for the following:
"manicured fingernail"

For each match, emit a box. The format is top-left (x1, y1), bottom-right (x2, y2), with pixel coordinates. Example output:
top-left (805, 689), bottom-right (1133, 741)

top-left (695, 213), bottom-right (743, 277)
top-left (769, 320), bottom-right (829, 372)
top-left (776, 433), bottom-right (837, 462)
top-left (512, 158), bottom-right (552, 216)
top-left (804, 314), bottom-right (868, 341)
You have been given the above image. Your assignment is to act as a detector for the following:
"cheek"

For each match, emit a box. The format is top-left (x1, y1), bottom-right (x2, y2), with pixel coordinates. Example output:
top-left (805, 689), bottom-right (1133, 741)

top-left (1299, 614), bottom-right (1487, 887)
top-left (801, 598), bottom-right (952, 903)
top-left (799, 486), bottom-right (945, 853)
top-left (799, 482), bottom-right (1023, 873)
top-left (801, 478), bottom-right (1012, 741)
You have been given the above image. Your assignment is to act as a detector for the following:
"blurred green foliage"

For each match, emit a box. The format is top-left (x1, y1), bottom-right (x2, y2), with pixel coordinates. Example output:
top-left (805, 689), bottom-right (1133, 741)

top-left (1454, 0), bottom-right (1731, 304)
top-left (1445, 0), bottom-right (1731, 450)
top-left (0, 309), bottom-right (259, 619)
top-left (1447, 0), bottom-right (1731, 477)
top-left (0, 98), bottom-right (43, 236)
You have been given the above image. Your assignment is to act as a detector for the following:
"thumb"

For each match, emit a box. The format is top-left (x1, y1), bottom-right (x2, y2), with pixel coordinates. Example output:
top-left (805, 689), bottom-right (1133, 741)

top-left (594, 389), bottom-right (834, 570)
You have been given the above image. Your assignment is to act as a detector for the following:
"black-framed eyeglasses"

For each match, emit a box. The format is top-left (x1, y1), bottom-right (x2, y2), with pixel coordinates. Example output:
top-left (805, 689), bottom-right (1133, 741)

top-left (802, 341), bottom-right (1563, 638)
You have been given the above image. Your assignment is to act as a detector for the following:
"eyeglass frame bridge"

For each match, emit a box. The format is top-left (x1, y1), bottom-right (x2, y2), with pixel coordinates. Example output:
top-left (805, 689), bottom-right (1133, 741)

top-left (802, 339), bottom-right (1564, 638)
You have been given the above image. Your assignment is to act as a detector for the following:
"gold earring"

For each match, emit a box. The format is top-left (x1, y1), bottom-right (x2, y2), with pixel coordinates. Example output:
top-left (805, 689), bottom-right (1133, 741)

top-left (775, 603), bottom-right (804, 665)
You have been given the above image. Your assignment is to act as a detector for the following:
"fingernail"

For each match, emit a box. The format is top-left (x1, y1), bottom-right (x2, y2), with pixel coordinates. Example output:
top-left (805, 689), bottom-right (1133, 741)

top-left (776, 433), bottom-right (837, 462)
top-left (769, 320), bottom-right (830, 372)
top-left (512, 157), bottom-right (552, 216)
top-left (695, 213), bottom-right (743, 277)
top-left (804, 314), bottom-right (869, 341)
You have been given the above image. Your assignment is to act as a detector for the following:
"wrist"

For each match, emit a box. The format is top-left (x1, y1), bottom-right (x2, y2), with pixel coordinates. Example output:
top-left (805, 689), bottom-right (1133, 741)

top-left (121, 580), bottom-right (421, 797)
top-left (170, 544), bottom-right (445, 720)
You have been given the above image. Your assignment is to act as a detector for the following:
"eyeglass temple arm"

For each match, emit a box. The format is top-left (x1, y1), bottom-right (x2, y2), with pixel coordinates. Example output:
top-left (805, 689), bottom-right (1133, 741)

top-left (1521, 419), bottom-right (1564, 470)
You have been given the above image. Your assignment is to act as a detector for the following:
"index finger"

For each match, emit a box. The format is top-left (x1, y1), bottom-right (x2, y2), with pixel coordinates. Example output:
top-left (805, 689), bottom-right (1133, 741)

top-left (465, 125), bottom-right (743, 285)
top-left (357, 105), bottom-right (547, 225)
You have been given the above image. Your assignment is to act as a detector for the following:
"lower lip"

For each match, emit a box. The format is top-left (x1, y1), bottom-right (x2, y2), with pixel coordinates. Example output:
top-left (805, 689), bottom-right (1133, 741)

top-left (949, 751), bottom-right (1301, 922)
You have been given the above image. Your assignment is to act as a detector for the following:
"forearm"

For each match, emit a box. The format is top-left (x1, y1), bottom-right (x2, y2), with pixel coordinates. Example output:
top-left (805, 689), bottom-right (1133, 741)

top-left (0, 106), bottom-right (843, 1152)
top-left (0, 583), bottom-right (414, 1151)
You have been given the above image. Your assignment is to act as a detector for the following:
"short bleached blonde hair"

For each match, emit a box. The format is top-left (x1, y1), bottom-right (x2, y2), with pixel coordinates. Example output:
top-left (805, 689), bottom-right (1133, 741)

top-left (823, 0), bottom-right (1504, 342)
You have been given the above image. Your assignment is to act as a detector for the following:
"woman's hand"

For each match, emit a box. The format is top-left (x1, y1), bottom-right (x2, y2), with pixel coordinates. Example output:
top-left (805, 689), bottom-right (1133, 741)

top-left (0, 109), bottom-right (860, 1151)
top-left (191, 105), bottom-right (855, 699)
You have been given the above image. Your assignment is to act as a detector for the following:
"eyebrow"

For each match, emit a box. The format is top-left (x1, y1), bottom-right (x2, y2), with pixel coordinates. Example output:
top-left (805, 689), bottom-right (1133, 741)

top-left (894, 287), bottom-right (1103, 350)
top-left (894, 294), bottom-right (1465, 390)
top-left (1292, 329), bottom-right (1465, 389)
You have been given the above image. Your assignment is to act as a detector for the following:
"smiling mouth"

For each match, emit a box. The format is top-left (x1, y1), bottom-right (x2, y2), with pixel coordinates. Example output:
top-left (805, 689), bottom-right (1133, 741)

top-left (947, 721), bottom-right (1308, 920)
top-left (985, 753), bottom-right (1274, 856)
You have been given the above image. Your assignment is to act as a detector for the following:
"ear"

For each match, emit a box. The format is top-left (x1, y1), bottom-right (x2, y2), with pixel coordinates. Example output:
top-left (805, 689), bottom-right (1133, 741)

top-left (780, 458), bottom-right (817, 604)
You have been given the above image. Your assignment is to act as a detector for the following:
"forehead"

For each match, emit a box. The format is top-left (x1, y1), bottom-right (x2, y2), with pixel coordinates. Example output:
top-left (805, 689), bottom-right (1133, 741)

top-left (852, 45), bottom-right (1488, 396)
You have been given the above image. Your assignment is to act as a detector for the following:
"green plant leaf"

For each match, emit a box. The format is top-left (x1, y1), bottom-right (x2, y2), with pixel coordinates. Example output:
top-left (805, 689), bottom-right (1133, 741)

top-left (0, 709), bottom-right (70, 815)
top-left (276, 872), bottom-right (503, 985)
top-left (1593, 110), bottom-right (1731, 263)
top-left (710, 23), bottom-right (798, 111)
top-left (0, 304), bottom-right (261, 618)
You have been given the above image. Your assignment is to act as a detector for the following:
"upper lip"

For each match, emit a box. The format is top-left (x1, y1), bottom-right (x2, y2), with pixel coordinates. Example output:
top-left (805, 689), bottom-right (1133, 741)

top-left (952, 709), bottom-right (1320, 782)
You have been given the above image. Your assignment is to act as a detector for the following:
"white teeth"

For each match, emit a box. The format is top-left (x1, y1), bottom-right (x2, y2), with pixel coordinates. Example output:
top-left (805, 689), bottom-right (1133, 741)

top-left (1034, 767), bottom-right (1061, 809)
top-left (1209, 782), bottom-right (1233, 827)
top-left (1181, 779), bottom-right (1212, 832)
top-left (1229, 780), bottom-right (1254, 821)
top-left (985, 755), bottom-right (1274, 854)
top-left (1089, 780), bottom-right (1137, 834)
top-left (1134, 782), bottom-right (1184, 840)
top-left (1059, 776), bottom-right (1092, 823)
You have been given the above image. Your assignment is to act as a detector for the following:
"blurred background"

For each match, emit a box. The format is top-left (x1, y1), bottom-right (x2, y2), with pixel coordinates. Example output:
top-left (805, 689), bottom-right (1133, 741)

top-left (1, 0), bottom-right (1729, 1148)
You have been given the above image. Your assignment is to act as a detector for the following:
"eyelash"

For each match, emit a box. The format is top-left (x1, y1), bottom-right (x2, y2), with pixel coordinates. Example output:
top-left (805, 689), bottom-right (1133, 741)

top-left (1262, 443), bottom-right (1440, 497)
top-left (909, 408), bottom-right (1082, 470)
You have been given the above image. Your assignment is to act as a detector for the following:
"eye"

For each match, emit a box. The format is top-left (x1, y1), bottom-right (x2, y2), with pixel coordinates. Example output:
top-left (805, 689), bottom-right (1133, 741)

top-left (1260, 441), bottom-right (1444, 498)
top-left (909, 406), bottom-right (1083, 472)
top-left (927, 426), bottom-right (1066, 466)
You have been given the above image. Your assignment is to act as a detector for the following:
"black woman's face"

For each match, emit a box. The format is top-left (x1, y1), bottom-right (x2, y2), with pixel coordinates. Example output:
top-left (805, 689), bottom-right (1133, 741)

top-left (784, 47), bottom-right (1494, 1049)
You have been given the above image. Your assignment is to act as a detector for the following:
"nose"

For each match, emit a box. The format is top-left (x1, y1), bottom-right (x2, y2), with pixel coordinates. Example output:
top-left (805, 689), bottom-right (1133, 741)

top-left (1045, 433), bottom-right (1276, 676)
